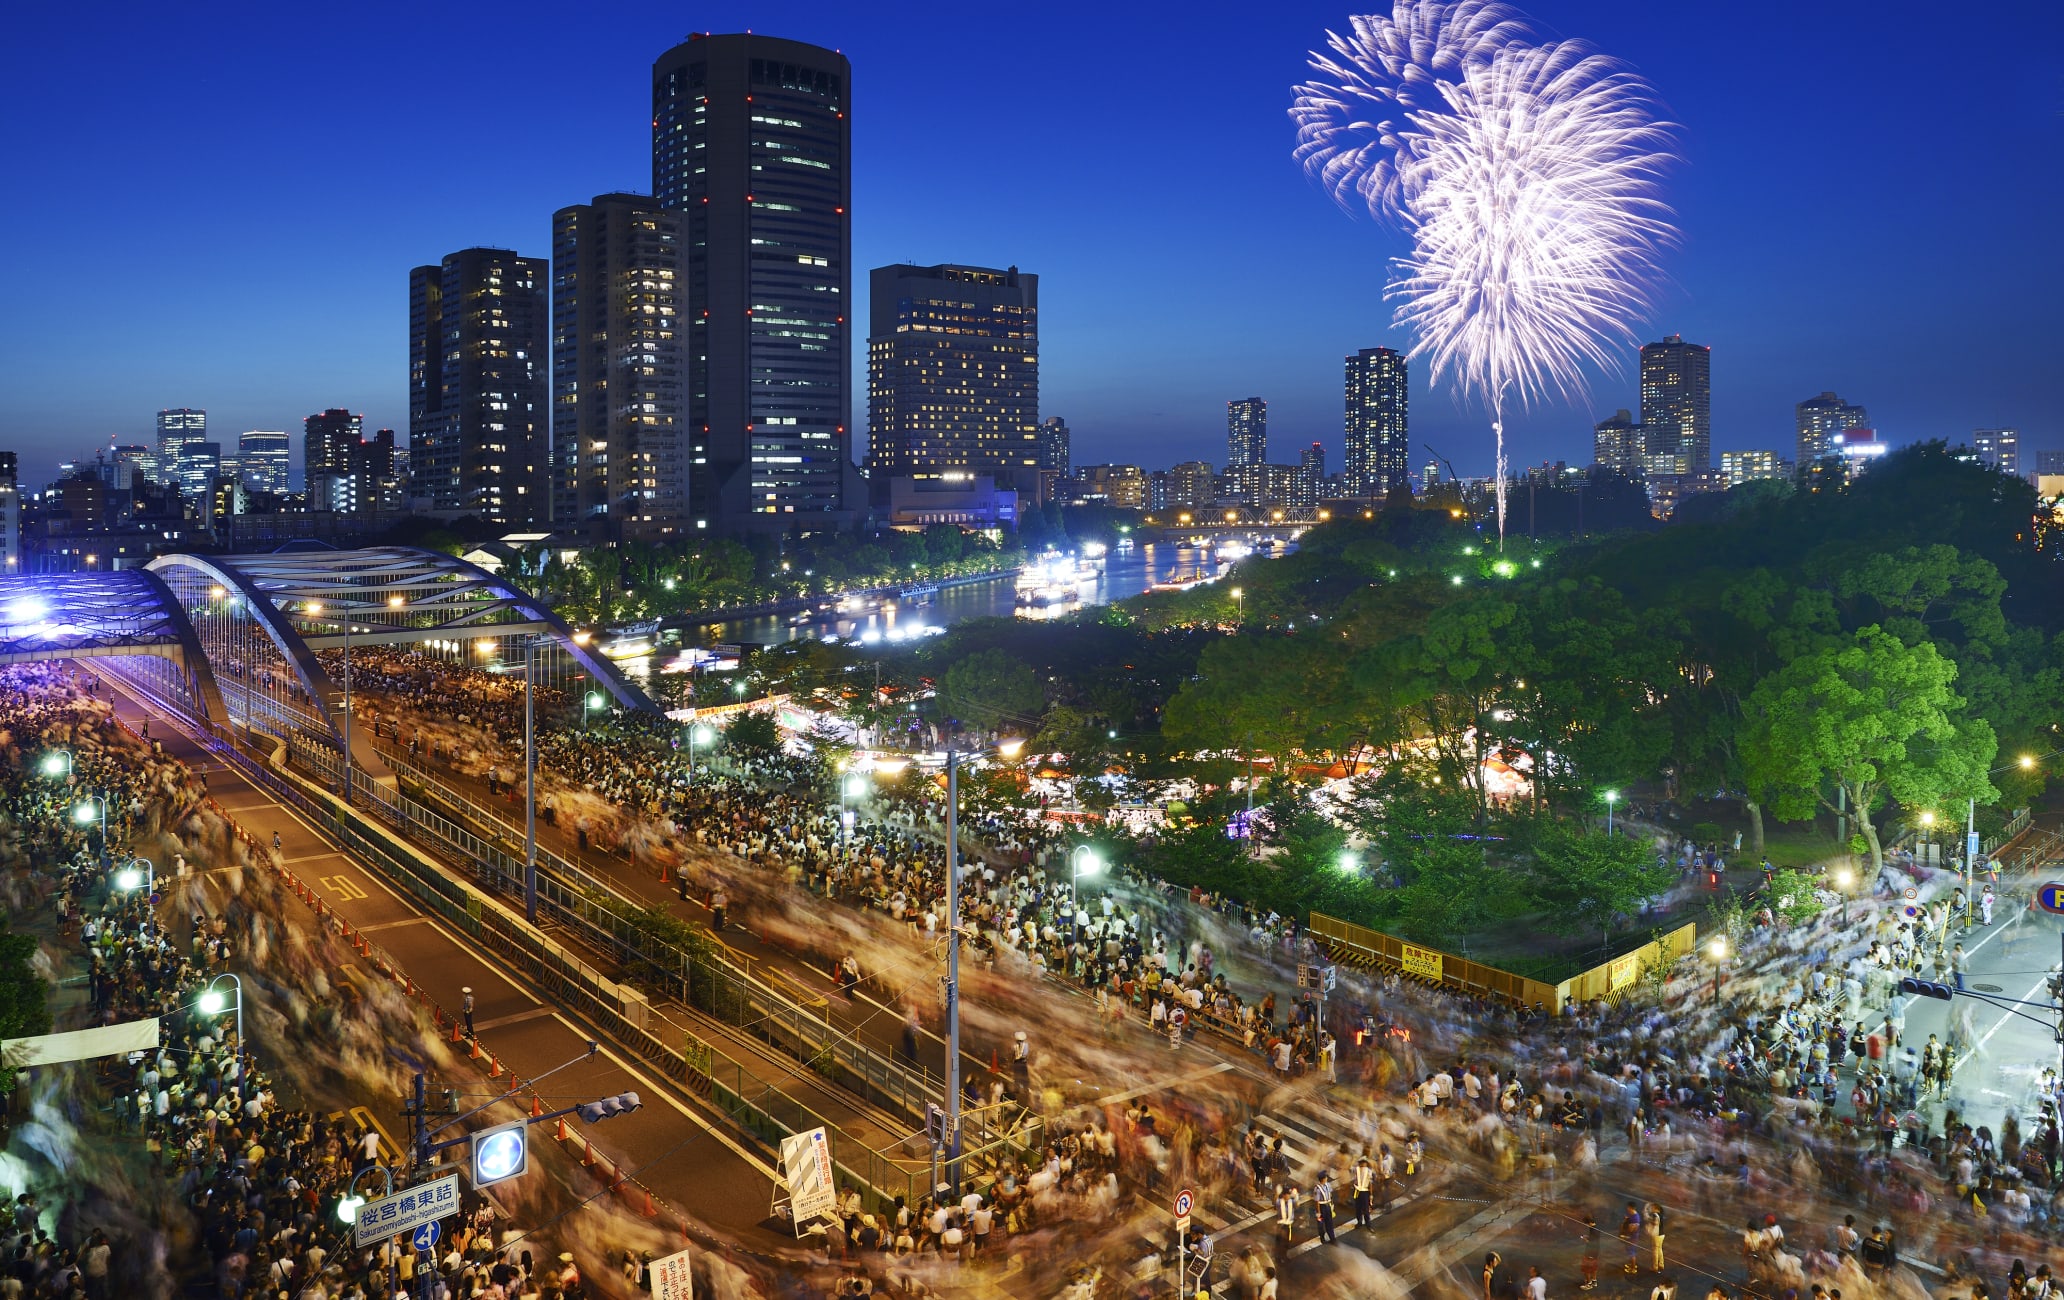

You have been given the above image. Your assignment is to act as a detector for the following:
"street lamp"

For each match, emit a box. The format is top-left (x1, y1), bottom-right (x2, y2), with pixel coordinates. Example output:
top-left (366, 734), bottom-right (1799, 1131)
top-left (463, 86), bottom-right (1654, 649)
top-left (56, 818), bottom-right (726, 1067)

top-left (1068, 845), bottom-right (1104, 956)
top-left (1230, 587), bottom-right (1243, 622)
top-left (197, 972), bottom-right (245, 1067)
top-left (1833, 865), bottom-right (1854, 922)
top-left (1603, 789), bottom-right (1619, 837)
top-left (73, 794), bottom-right (107, 863)
top-left (686, 723), bottom-right (714, 787)
top-left (521, 634), bottom-right (548, 926)
top-left (583, 691), bottom-right (605, 732)
top-left (307, 601), bottom-right (354, 804)
top-left (114, 856), bottom-right (154, 898)
top-left (39, 749), bottom-right (72, 780)
top-left (1704, 935), bottom-right (1728, 998)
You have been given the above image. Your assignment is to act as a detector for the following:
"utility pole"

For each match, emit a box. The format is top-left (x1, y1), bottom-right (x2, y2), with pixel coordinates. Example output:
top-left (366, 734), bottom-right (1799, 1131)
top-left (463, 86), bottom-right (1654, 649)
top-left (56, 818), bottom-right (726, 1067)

top-left (523, 637), bottom-right (538, 925)
top-left (943, 748), bottom-right (963, 1195)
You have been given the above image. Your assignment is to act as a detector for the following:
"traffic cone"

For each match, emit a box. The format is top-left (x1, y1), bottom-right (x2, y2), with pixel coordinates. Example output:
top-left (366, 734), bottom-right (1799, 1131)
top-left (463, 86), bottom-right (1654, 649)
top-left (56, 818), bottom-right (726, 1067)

top-left (488, 1055), bottom-right (503, 1079)
top-left (643, 1189), bottom-right (657, 1217)
top-left (530, 1095), bottom-right (543, 1118)
top-left (469, 1037), bottom-right (482, 1060)
top-left (450, 1020), bottom-right (462, 1045)
top-left (556, 1118), bottom-right (569, 1143)
top-left (990, 1047), bottom-right (998, 1072)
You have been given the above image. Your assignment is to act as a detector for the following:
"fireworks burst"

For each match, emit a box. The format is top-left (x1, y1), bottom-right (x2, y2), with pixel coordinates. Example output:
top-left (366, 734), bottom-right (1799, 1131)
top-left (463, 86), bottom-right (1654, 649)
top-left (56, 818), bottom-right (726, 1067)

top-left (1291, 3), bottom-right (1678, 545)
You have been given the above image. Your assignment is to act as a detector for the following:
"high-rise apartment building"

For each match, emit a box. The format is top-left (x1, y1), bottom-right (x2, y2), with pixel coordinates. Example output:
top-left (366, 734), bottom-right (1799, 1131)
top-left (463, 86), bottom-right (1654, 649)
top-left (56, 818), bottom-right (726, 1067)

top-left (1593, 409), bottom-right (1645, 474)
top-left (1638, 335), bottom-right (1711, 472)
top-left (1234, 463), bottom-right (1314, 510)
top-left (654, 33), bottom-right (855, 531)
top-left (1155, 461), bottom-right (1216, 512)
top-left (1227, 398), bottom-right (1267, 469)
top-left (110, 444), bottom-right (160, 491)
top-left (866, 263), bottom-right (1040, 497)
top-left (1039, 417), bottom-right (1070, 476)
top-left (237, 431), bottom-right (290, 495)
top-left (551, 194), bottom-right (688, 540)
top-left (410, 248), bottom-right (551, 524)
top-left (1300, 441), bottom-right (1325, 478)
top-left (0, 452), bottom-right (17, 570)
top-left (1343, 347), bottom-right (1409, 497)
top-left (156, 409), bottom-right (206, 491)
top-left (1795, 392), bottom-right (1869, 472)
top-left (304, 409), bottom-right (364, 513)
top-left (1071, 464), bottom-right (1146, 509)
top-left (1972, 428), bottom-right (2019, 476)
top-left (1721, 449), bottom-right (1784, 488)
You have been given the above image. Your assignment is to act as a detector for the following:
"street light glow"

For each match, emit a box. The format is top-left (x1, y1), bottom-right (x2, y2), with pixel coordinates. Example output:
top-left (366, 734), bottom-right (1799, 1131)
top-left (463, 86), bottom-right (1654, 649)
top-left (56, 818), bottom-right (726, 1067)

top-left (115, 868), bottom-right (144, 891)
top-left (1338, 850), bottom-right (1359, 872)
top-left (1706, 937), bottom-right (1728, 960)
top-left (39, 753), bottom-right (67, 777)
top-left (387, 595), bottom-right (405, 608)
top-left (198, 990), bottom-right (227, 1015)
top-left (336, 1194), bottom-right (365, 1225)
top-left (1603, 790), bottom-right (1619, 804)
top-left (73, 802), bottom-right (96, 824)
top-left (1920, 811), bottom-right (1935, 826)
top-left (2019, 754), bottom-right (2036, 769)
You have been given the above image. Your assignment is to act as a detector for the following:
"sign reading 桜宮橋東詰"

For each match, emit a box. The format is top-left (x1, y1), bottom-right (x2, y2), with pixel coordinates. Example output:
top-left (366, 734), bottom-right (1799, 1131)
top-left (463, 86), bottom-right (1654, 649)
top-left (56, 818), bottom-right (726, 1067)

top-left (1608, 953), bottom-right (1639, 993)
top-left (1399, 944), bottom-right (1442, 981)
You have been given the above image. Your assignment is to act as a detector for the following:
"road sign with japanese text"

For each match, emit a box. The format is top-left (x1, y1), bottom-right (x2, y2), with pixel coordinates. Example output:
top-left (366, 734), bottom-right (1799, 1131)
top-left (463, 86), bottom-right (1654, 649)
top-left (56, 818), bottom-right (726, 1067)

top-left (353, 1174), bottom-right (459, 1248)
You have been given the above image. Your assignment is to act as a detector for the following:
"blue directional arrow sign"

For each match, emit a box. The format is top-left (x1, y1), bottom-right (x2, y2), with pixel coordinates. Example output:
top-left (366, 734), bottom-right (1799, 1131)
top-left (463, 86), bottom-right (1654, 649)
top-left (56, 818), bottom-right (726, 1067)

top-left (413, 1221), bottom-right (440, 1253)
top-left (2035, 881), bottom-right (2064, 916)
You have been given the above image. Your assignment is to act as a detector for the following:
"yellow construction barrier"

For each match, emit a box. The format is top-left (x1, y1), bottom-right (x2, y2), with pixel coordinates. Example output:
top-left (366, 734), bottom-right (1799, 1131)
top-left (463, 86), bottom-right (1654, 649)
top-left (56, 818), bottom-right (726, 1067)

top-left (1308, 912), bottom-right (1697, 1014)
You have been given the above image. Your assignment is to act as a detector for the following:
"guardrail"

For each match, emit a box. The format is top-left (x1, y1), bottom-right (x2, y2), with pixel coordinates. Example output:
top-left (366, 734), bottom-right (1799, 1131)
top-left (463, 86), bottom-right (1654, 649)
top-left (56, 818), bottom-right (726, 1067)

top-left (99, 657), bottom-right (1002, 1213)
top-left (280, 734), bottom-right (953, 1129)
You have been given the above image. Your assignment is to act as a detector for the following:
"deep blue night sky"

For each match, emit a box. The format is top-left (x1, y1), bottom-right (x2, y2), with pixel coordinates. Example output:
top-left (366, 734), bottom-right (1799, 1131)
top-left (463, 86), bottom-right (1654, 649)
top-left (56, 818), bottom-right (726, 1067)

top-left (2, 0), bottom-right (2059, 486)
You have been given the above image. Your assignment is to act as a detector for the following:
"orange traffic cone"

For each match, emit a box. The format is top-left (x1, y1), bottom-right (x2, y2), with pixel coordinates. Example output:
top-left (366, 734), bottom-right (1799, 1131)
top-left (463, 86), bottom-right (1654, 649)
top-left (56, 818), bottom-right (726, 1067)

top-left (450, 1020), bottom-right (462, 1045)
top-left (643, 1189), bottom-right (657, 1217)
top-left (488, 1056), bottom-right (504, 1079)
top-left (556, 1118), bottom-right (569, 1143)
top-left (469, 1037), bottom-right (482, 1060)
top-left (530, 1095), bottom-right (543, 1118)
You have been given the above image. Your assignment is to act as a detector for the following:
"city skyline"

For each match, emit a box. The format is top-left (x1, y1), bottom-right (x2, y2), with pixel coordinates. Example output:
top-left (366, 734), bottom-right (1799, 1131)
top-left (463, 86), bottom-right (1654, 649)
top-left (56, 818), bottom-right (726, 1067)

top-left (1, 1), bottom-right (2058, 485)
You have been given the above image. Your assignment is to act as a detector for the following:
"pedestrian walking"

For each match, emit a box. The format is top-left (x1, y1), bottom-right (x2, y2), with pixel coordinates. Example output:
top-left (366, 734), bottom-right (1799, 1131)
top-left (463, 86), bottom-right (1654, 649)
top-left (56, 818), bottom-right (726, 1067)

top-left (1644, 1203), bottom-right (1666, 1273)
top-left (711, 885), bottom-right (728, 931)
top-left (462, 986), bottom-right (476, 1039)
top-left (1527, 1265), bottom-right (1547, 1300)
top-left (1619, 1202), bottom-right (1642, 1275)
top-left (1951, 943), bottom-right (1968, 992)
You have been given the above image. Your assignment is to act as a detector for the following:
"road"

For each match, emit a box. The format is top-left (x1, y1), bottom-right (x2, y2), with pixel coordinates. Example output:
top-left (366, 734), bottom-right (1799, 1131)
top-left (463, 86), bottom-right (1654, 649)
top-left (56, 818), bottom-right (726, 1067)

top-left (96, 666), bottom-right (807, 1248)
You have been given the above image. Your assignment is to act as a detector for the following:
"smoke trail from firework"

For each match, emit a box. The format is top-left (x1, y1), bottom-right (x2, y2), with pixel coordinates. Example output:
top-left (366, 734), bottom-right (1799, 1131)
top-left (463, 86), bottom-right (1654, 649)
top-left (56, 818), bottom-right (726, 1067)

top-left (1291, 4), bottom-right (1677, 545)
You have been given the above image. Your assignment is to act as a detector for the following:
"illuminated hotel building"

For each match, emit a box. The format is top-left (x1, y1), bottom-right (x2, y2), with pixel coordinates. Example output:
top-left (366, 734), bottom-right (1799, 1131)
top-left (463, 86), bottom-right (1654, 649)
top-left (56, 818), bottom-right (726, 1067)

top-left (1639, 334), bottom-right (1711, 473)
top-left (1343, 347), bottom-right (1409, 496)
top-left (867, 263), bottom-right (1040, 500)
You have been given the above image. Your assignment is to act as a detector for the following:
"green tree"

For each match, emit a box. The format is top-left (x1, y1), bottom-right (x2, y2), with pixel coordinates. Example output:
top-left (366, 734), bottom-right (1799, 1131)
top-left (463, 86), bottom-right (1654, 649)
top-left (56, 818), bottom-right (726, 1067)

top-left (1521, 820), bottom-right (1677, 953)
top-left (1767, 868), bottom-right (1827, 925)
top-left (1742, 625), bottom-right (1997, 873)
top-left (0, 929), bottom-right (51, 1064)
top-left (723, 710), bottom-right (783, 758)
top-left (937, 649), bottom-right (1045, 732)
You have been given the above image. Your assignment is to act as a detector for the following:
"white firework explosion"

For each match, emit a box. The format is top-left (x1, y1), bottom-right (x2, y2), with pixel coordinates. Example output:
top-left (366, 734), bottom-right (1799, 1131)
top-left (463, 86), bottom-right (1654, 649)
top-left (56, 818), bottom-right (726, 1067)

top-left (1290, 0), bottom-right (1531, 219)
top-left (1291, 4), bottom-right (1678, 545)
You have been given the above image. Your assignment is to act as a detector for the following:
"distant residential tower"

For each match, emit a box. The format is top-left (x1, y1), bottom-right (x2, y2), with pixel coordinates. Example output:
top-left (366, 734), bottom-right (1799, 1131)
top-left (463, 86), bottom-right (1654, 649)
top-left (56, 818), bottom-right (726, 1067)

top-left (1343, 348), bottom-right (1409, 496)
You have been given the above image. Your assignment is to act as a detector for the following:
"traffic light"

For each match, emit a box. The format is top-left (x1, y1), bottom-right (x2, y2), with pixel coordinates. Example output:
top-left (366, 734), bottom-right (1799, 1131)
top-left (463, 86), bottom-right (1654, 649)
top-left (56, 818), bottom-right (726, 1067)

top-left (471, 1118), bottom-right (528, 1186)
top-left (1898, 977), bottom-right (1955, 1001)
top-left (576, 1091), bottom-right (643, 1123)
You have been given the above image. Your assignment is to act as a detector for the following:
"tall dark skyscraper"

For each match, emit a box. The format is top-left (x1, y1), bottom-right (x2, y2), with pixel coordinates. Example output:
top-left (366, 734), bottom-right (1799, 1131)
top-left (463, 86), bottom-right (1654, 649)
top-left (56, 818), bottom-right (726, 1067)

top-left (410, 249), bottom-right (551, 524)
top-left (1638, 334), bottom-right (1711, 472)
top-left (551, 194), bottom-right (688, 541)
top-left (866, 263), bottom-right (1039, 497)
top-left (1038, 417), bottom-right (1070, 476)
top-left (304, 409), bottom-right (363, 512)
top-left (653, 33), bottom-right (855, 531)
top-left (1227, 398), bottom-right (1267, 469)
top-left (1343, 347), bottom-right (1409, 497)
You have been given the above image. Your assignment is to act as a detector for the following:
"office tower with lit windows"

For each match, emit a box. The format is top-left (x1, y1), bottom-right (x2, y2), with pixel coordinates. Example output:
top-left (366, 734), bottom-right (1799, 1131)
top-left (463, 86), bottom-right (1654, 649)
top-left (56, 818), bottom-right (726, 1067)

top-left (156, 408), bottom-right (206, 490)
top-left (653, 33), bottom-right (855, 531)
top-left (1972, 428), bottom-right (2019, 476)
top-left (178, 442), bottom-right (222, 506)
top-left (1343, 347), bottom-right (1409, 496)
top-left (304, 409), bottom-right (363, 513)
top-left (1638, 335), bottom-right (1711, 472)
top-left (551, 194), bottom-right (688, 540)
top-left (410, 249), bottom-right (550, 523)
top-left (1795, 391), bottom-right (1869, 473)
top-left (1593, 409), bottom-right (1645, 474)
top-left (0, 452), bottom-right (17, 569)
top-left (1227, 398), bottom-right (1267, 469)
top-left (1039, 417), bottom-right (1070, 476)
top-left (235, 431), bottom-right (289, 495)
top-left (866, 263), bottom-right (1039, 498)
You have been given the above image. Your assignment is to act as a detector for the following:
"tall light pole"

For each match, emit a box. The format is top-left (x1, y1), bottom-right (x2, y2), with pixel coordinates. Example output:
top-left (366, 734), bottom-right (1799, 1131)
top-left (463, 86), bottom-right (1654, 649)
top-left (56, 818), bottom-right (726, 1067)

top-left (523, 635), bottom-right (541, 926)
top-left (308, 601), bottom-right (352, 804)
top-left (1068, 845), bottom-right (1103, 957)
top-left (686, 723), bottom-right (713, 786)
top-left (1604, 789), bottom-right (1619, 837)
top-left (38, 749), bottom-right (72, 781)
top-left (198, 973), bottom-right (245, 1067)
top-left (943, 745), bottom-right (964, 1194)
top-left (1230, 586), bottom-right (1243, 623)
top-left (74, 794), bottom-right (107, 864)
top-left (115, 856), bottom-right (155, 899)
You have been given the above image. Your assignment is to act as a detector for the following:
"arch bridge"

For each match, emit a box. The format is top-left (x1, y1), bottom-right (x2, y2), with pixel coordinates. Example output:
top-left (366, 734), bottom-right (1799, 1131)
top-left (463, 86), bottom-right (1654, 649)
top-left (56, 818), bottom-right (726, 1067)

top-left (0, 546), bottom-right (655, 785)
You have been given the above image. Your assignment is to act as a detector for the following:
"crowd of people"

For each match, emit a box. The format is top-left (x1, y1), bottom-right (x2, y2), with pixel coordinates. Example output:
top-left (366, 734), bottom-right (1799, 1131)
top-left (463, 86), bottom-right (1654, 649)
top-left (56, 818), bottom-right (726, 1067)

top-left (0, 666), bottom-right (623, 1298)
top-left (291, 646), bottom-right (2064, 1297)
